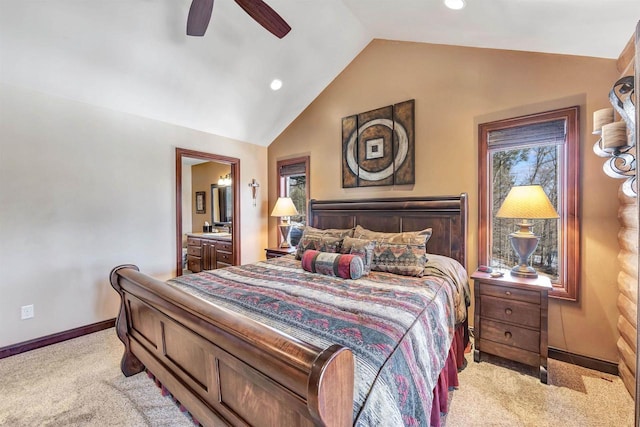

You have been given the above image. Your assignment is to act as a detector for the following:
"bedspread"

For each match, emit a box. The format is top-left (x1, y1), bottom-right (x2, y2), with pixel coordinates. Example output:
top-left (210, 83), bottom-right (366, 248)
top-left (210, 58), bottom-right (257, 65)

top-left (167, 255), bottom-right (467, 426)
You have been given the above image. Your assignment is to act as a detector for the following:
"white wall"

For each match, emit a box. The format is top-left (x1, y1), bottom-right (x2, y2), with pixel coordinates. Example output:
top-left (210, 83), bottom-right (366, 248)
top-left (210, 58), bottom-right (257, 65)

top-left (0, 83), bottom-right (268, 347)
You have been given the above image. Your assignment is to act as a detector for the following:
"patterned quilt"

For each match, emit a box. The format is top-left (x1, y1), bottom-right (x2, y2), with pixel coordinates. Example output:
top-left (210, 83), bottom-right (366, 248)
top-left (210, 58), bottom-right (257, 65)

top-left (167, 255), bottom-right (469, 426)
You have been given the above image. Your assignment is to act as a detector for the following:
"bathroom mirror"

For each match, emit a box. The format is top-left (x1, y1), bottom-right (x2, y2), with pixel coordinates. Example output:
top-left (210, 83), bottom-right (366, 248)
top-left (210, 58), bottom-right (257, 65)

top-left (211, 184), bottom-right (233, 224)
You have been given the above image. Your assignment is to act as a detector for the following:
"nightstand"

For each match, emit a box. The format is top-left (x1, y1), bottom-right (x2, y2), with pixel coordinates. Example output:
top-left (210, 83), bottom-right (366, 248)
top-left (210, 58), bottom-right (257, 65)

top-left (472, 269), bottom-right (552, 383)
top-left (265, 247), bottom-right (297, 259)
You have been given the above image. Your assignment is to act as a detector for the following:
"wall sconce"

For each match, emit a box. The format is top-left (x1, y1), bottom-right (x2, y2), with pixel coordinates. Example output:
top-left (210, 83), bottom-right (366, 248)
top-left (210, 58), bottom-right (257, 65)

top-left (248, 178), bottom-right (260, 207)
top-left (592, 76), bottom-right (636, 197)
top-left (217, 174), bottom-right (232, 186)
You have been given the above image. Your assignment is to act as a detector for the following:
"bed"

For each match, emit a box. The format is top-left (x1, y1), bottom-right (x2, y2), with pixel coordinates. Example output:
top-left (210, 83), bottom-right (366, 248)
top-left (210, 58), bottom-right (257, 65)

top-left (110, 195), bottom-right (469, 427)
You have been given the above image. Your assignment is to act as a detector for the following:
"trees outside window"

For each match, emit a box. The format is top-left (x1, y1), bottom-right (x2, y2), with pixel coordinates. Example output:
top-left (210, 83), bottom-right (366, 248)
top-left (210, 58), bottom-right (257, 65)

top-left (286, 175), bottom-right (307, 223)
top-left (277, 156), bottom-right (310, 224)
top-left (479, 107), bottom-right (579, 300)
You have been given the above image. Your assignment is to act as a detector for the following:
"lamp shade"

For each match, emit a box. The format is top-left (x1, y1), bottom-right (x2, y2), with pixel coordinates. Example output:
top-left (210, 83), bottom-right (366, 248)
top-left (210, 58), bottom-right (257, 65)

top-left (271, 197), bottom-right (299, 217)
top-left (496, 185), bottom-right (559, 219)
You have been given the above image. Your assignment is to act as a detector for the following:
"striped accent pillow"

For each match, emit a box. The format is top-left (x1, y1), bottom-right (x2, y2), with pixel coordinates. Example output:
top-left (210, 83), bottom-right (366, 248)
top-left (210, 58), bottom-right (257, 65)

top-left (301, 250), bottom-right (364, 280)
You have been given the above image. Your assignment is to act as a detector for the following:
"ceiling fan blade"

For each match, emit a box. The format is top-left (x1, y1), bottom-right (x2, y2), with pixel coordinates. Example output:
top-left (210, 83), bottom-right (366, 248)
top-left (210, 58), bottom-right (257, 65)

top-left (187, 0), bottom-right (214, 36)
top-left (234, 0), bottom-right (291, 39)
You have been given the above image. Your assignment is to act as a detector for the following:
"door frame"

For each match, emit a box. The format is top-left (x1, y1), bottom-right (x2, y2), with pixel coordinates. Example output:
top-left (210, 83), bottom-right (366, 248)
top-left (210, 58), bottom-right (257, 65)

top-left (176, 147), bottom-right (240, 276)
top-left (634, 19), bottom-right (639, 427)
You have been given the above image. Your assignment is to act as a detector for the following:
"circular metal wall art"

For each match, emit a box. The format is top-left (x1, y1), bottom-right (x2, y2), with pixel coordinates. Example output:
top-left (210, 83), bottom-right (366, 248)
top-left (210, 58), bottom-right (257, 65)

top-left (345, 119), bottom-right (409, 181)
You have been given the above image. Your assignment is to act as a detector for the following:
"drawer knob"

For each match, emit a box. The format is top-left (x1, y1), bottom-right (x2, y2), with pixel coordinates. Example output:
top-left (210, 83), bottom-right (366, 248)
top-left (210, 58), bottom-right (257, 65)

top-left (505, 291), bottom-right (511, 296)
top-left (505, 308), bottom-right (513, 315)
top-left (504, 331), bottom-right (512, 339)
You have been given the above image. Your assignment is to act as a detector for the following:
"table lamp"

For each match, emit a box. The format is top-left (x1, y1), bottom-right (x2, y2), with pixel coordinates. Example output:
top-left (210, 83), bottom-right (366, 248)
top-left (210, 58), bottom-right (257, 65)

top-left (271, 197), bottom-right (299, 248)
top-left (496, 185), bottom-right (559, 278)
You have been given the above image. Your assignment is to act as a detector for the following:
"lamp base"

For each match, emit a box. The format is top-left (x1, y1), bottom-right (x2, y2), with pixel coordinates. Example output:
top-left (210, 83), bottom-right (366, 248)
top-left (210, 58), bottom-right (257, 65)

top-left (510, 264), bottom-right (538, 278)
top-left (278, 224), bottom-right (292, 248)
top-left (508, 227), bottom-right (540, 279)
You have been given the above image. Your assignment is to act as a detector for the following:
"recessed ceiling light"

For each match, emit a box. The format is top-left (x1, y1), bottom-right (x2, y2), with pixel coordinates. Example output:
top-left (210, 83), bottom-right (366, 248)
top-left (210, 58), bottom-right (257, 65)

top-left (270, 79), bottom-right (283, 91)
top-left (444, 0), bottom-right (465, 10)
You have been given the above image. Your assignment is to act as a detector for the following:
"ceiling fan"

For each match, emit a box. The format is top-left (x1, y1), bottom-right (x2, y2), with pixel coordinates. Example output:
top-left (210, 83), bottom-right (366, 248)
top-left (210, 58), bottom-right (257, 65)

top-left (187, 0), bottom-right (291, 38)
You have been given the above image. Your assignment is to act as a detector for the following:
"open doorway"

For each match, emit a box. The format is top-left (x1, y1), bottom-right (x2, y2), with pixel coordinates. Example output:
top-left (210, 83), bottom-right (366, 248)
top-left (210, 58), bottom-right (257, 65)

top-left (175, 148), bottom-right (240, 276)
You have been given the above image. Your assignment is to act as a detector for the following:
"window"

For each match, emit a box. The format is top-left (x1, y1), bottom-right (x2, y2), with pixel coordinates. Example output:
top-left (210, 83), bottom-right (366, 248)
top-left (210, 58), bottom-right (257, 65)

top-left (277, 156), bottom-right (310, 225)
top-left (479, 107), bottom-right (579, 300)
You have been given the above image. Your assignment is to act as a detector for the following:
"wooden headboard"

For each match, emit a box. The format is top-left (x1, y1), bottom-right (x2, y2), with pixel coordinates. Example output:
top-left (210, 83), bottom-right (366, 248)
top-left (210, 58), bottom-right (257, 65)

top-left (308, 194), bottom-right (468, 268)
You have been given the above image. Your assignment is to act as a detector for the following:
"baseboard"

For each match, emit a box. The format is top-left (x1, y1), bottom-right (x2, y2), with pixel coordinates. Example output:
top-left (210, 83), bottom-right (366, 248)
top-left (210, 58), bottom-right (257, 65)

top-left (0, 318), bottom-right (116, 360)
top-left (548, 347), bottom-right (618, 375)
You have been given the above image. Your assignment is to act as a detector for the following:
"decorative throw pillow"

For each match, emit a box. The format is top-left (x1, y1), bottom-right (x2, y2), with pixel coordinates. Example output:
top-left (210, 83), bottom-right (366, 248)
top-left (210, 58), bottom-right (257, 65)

top-left (352, 225), bottom-right (430, 277)
top-left (301, 250), bottom-right (364, 280)
top-left (294, 226), bottom-right (353, 259)
top-left (371, 242), bottom-right (427, 277)
top-left (353, 224), bottom-right (432, 245)
top-left (340, 237), bottom-right (375, 275)
top-left (295, 235), bottom-right (343, 260)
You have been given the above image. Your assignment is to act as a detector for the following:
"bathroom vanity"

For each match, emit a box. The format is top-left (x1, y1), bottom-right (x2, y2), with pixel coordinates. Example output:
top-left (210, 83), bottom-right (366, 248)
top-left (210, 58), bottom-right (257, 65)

top-left (186, 232), bottom-right (233, 273)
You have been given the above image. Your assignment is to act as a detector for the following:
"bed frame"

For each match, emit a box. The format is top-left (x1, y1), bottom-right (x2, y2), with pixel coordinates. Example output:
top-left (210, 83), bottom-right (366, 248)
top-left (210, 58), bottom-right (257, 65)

top-left (110, 194), bottom-right (467, 427)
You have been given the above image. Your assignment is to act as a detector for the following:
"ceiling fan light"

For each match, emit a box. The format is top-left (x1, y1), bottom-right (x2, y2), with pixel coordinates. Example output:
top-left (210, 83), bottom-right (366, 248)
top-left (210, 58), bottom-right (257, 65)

top-left (444, 0), bottom-right (466, 10)
top-left (270, 79), bottom-right (283, 91)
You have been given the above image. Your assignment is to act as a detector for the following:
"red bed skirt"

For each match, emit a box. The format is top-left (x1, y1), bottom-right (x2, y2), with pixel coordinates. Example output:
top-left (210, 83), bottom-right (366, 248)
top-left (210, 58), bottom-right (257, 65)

top-left (430, 319), bottom-right (469, 427)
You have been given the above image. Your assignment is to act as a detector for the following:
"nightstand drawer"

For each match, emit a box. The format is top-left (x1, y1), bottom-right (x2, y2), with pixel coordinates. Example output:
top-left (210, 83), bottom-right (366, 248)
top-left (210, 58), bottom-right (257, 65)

top-left (480, 295), bottom-right (540, 328)
top-left (479, 340), bottom-right (540, 368)
top-left (480, 319), bottom-right (540, 353)
top-left (480, 283), bottom-right (540, 304)
top-left (187, 246), bottom-right (201, 256)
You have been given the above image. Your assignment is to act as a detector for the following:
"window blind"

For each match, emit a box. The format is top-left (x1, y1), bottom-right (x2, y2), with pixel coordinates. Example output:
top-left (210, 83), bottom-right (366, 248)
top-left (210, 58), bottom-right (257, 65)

top-left (488, 119), bottom-right (566, 147)
top-left (279, 162), bottom-right (306, 177)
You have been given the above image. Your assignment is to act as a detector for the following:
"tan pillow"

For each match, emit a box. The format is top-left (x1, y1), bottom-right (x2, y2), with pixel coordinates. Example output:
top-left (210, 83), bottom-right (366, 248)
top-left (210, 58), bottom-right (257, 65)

top-left (294, 226), bottom-right (353, 260)
top-left (303, 225), bottom-right (354, 239)
top-left (352, 224), bottom-right (432, 245)
top-left (295, 235), bottom-right (343, 260)
top-left (352, 225), bottom-right (431, 277)
top-left (371, 242), bottom-right (427, 277)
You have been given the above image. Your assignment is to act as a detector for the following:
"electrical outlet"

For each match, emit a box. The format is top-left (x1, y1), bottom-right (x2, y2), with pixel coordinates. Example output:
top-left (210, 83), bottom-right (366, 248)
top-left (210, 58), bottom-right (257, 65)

top-left (21, 304), bottom-right (34, 320)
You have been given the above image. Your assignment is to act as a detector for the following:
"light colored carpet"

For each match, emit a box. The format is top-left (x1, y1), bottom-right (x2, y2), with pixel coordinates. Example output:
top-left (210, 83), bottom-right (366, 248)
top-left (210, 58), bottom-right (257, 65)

top-left (0, 329), bottom-right (635, 426)
top-left (447, 353), bottom-right (634, 427)
top-left (0, 329), bottom-right (193, 427)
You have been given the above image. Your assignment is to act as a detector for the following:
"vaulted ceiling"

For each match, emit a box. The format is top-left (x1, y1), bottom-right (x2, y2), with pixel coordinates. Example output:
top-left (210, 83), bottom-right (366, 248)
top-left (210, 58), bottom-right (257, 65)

top-left (1, 1), bottom-right (638, 146)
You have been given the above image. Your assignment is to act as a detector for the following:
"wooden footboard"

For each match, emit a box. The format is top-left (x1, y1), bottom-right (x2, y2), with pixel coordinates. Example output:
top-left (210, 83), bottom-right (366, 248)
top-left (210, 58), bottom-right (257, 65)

top-left (110, 265), bottom-right (354, 427)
